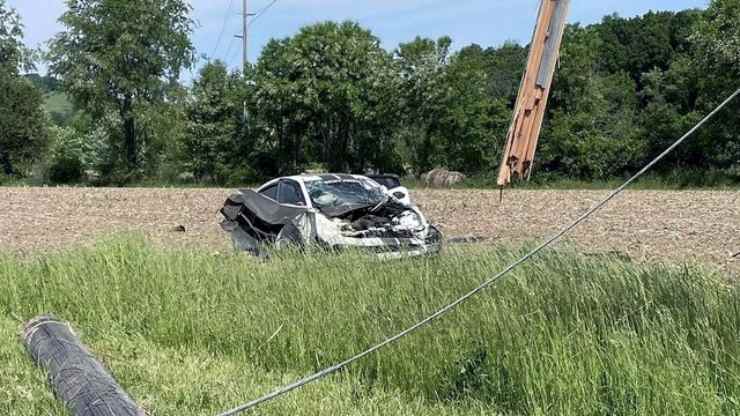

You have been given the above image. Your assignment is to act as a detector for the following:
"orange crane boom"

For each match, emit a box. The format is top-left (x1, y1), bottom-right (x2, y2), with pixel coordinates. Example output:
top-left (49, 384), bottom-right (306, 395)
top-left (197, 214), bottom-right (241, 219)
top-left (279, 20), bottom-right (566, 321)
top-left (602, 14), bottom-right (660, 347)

top-left (497, 0), bottom-right (570, 187)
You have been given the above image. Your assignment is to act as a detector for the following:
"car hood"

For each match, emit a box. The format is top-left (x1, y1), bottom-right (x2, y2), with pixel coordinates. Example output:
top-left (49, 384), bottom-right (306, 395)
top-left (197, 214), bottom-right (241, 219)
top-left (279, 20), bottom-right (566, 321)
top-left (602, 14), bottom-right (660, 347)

top-left (315, 201), bottom-right (383, 218)
top-left (222, 189), bottom-right (307, 225)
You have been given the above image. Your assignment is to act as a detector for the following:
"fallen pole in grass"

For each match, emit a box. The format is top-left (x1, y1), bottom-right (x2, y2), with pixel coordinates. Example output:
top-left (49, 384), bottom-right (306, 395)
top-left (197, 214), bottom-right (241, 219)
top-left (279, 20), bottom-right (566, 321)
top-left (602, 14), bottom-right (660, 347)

top-left (22, 315), bottom-right (145, 416)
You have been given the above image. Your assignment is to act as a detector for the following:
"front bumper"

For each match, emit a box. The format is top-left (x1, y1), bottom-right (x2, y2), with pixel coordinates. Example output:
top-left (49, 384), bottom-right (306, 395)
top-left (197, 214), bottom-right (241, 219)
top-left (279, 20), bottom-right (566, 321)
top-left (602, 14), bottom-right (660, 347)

top-left (318, 225), bottom-right (443, 259)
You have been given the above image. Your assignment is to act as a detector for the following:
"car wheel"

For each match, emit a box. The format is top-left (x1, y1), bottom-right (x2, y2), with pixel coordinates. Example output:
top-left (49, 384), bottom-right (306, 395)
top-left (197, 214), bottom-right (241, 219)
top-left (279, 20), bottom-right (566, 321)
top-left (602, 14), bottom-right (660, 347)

top-left (275, 223), bottom-right (305, 249)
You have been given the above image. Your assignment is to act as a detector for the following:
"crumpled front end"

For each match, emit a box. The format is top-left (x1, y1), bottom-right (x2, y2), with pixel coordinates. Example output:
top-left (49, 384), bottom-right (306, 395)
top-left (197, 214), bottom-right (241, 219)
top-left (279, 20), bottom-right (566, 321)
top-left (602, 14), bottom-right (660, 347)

top-left (220, 190), bottom-right (311, 256)
top-left (311, 202), bottom-right (443, 259)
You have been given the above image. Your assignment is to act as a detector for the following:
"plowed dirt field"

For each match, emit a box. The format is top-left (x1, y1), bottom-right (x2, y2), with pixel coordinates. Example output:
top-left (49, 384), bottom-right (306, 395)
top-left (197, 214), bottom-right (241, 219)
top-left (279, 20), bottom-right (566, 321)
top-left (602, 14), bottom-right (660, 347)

top-left (1, 187), bottom-right (738, 275)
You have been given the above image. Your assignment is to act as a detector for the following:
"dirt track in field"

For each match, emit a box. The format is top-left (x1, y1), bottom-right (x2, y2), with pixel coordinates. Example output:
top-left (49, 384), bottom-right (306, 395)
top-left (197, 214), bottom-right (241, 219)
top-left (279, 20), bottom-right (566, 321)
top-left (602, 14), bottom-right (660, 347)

top-left (1, 187), bottom-right (738, 275)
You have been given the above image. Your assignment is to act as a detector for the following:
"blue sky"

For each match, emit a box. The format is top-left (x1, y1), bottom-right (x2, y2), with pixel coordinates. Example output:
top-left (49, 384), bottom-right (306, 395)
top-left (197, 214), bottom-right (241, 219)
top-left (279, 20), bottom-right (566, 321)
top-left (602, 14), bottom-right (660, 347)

top-left (9, 0), bottom-right (709, 77)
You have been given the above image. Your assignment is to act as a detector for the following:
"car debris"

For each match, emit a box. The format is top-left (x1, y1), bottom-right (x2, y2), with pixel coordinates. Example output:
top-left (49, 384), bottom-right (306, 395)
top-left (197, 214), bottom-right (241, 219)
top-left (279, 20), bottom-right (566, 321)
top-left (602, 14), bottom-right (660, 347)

top-left (220, 174), bottom-right (442, 258)
top-left (447, 235), bottom-right (491, 245)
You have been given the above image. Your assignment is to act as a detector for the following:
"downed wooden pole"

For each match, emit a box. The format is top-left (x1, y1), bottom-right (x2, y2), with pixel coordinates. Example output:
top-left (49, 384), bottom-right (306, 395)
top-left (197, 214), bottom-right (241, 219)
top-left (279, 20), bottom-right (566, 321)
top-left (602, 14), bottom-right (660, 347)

top-left (22, 315), bottom-right (145, 416)
top-left (497, 0), bottom-right (570, 187)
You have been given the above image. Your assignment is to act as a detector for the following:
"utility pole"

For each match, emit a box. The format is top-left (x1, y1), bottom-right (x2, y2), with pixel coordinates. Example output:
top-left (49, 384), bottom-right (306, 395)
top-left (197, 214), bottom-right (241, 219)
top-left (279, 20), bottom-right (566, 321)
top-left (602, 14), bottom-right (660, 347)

top-left (236, 0), bottom-right (255, 73)
top-left (242, 0), bottom-right (248, 71)
top-left (237, 0), bottom-right (256, 121)
top-left (496, 0), bottom-right (570, 187)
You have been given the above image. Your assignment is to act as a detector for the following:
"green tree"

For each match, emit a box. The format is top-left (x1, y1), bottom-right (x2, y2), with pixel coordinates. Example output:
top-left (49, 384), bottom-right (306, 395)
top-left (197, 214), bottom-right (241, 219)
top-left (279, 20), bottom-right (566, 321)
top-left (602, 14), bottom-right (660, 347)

top-left (483, 41), bottom-right (528, 106)
top-left (437, 44), bottom-right (510, 173)
top-left (638, 57), bottom-right (703, 171)
top-left (541, 25), bottom-right (645, 179)
top-left (693, 0), bottom-right (740, 74)
top-left (0, 0), bottom-right (48, 176)
top-left (47, 125), bottom-right (87, 183)
top-left (543, 72), bottom-right (645, 179)
top-left (138, 90), bottom-right (189, 179)
top-left (690, 0), bottom-right (740, 173)
top-left (597, 12), bottom-right (677, 84)
top-left (184, 61), bottom-right (241, 181)
top-left (0, 0), bottom-right (25, 72)
top-left (394, 36), bottom-right (452, 174)
top-left (548, 24), bottom-right (602, 111)
top-left (48, 0), bottom-right (195, 177)
top-left (253, 21), bottom-right (399, 174)
top-left (250, 38), bottom-right (305, 176)
top-left (393, 38), bottom-right (511, 175)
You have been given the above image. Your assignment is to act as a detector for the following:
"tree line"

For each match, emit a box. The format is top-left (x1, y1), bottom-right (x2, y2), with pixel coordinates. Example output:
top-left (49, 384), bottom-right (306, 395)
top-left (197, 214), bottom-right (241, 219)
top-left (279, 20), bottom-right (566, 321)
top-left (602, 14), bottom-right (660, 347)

top-left (1, 0), bottom-right (738, 186)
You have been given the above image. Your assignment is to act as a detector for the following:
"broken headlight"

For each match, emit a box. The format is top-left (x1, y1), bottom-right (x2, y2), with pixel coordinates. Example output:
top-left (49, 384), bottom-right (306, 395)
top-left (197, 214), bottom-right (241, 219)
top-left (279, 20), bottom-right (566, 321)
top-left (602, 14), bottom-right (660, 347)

top-left (392, 211), bottom-right (425, 233)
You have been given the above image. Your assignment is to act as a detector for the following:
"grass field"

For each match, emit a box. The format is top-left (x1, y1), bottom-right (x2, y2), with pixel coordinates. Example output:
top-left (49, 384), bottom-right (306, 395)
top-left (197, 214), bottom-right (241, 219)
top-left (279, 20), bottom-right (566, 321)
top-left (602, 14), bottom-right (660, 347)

top-left (1, 238), bottom-right (738, 415)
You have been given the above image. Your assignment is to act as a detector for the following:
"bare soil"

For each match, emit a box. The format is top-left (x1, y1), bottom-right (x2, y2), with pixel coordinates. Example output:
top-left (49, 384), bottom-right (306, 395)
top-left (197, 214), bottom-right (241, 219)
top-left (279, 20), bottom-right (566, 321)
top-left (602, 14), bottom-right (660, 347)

top-left (1, 187), bottom-right (738, 275)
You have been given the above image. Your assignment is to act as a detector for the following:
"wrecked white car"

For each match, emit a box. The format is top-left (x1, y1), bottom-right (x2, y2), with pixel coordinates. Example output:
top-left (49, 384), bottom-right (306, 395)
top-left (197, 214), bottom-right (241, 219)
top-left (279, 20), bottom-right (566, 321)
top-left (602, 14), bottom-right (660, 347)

top-left (220, 174), bottom-right (442, 258)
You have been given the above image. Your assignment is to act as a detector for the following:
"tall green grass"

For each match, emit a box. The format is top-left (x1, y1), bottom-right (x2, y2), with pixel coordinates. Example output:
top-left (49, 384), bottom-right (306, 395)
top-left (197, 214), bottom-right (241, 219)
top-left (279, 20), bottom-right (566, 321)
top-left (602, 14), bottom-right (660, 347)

top-left (0, 238), bottom-right (738, 415)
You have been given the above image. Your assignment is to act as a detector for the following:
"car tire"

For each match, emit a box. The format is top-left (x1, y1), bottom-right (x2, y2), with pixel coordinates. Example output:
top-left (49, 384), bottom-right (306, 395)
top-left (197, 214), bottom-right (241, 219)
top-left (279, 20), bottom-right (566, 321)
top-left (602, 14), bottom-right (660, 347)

top-left (275, 223), bottom-right (305, 249)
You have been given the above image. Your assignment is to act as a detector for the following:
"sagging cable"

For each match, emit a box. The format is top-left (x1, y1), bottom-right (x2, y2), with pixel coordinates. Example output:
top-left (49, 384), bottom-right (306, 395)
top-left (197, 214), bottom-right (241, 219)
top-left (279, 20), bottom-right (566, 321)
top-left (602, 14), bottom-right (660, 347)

top-left (216, 87), bottom-right (740, 416)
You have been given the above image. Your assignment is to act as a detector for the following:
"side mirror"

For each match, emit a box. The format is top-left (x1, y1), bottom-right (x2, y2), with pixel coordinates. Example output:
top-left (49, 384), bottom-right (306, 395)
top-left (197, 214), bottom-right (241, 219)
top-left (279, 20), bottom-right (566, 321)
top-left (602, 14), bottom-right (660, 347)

top-left (393, 191), bottom-right (407, 200)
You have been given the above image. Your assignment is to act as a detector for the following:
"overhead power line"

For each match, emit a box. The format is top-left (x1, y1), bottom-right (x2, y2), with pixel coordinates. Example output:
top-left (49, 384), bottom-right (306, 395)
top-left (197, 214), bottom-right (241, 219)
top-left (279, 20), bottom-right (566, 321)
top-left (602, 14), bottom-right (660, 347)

top-left (224, 36), bottom-right (238, 65)
top-left (236, 0), bottom-right (279, 71)
top-left (214, 87), bottom-right (740, 416)
top-left (248, 0), bottom-right (279, 28)
top-left (211, 0), bottom-right (236, 61)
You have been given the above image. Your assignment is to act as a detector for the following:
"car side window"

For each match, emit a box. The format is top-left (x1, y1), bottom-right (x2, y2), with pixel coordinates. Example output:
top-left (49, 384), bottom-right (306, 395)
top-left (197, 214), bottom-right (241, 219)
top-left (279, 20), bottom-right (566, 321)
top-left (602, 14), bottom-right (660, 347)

top-left (278, 180), bottom-right (306, 206)
top-left (386, 178), bottom-right (401, 189)
top-left (370, 176), bottom-right (400, 189)
top-left (259, 184), bottom-right (279, 201)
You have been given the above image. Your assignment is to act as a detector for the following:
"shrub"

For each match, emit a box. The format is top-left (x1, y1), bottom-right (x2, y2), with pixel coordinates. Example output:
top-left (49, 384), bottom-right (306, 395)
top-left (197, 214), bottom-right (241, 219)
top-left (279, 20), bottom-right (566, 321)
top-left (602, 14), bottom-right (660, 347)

top-left (48, 155), bottom-right (83, 184)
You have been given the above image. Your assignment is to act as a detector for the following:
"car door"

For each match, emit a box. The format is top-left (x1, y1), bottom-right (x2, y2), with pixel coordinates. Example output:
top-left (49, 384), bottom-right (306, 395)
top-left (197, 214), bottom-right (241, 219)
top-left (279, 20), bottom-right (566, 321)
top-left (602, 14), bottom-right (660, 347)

top-left (277, 179), bottom-right (307, 207)
top-left (258, 182), bottom-right (279, 201)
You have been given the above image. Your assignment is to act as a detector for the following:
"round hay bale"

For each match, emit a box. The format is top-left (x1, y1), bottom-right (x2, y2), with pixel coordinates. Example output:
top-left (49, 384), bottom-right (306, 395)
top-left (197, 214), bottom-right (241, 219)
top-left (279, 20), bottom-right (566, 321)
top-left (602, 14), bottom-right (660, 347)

top-left (445, 171), bottom-right (466, 187)
top-left (431, 171), bottom-right (448, 188)
top-left (423, 168), bottom-right (444, 187)
top-left (423, 169), bottom-right (466, 188)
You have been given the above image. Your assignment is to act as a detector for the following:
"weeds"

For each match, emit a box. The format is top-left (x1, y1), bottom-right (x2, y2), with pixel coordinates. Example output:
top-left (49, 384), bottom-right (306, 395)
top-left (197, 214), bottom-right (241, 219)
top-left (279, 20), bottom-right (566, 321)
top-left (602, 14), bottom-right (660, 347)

top-left (0, 238), bottom-right (737, 415)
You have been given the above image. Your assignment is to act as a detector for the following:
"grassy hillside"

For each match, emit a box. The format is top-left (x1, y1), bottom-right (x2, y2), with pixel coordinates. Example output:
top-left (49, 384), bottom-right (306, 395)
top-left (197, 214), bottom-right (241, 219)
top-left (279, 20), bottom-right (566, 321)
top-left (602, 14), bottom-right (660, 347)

top-left (23, 74), bottom-right (76, 126)
top-left (43, 92), bottom-right (75, 125)
top-left (0, 238), bottom-right (738, 415)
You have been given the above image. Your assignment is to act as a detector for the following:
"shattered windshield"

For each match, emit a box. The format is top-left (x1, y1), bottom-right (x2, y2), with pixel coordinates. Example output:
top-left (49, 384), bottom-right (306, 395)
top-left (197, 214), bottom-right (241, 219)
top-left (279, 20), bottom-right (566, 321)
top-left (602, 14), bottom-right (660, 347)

top-left (305, 179), bottom-right (387, 212)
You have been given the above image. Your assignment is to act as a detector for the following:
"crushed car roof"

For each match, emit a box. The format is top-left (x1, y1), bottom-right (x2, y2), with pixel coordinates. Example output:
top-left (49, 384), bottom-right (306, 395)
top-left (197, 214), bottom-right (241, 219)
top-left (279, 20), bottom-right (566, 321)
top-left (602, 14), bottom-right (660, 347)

top-left (285, 173), bottom-right (369, 182)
